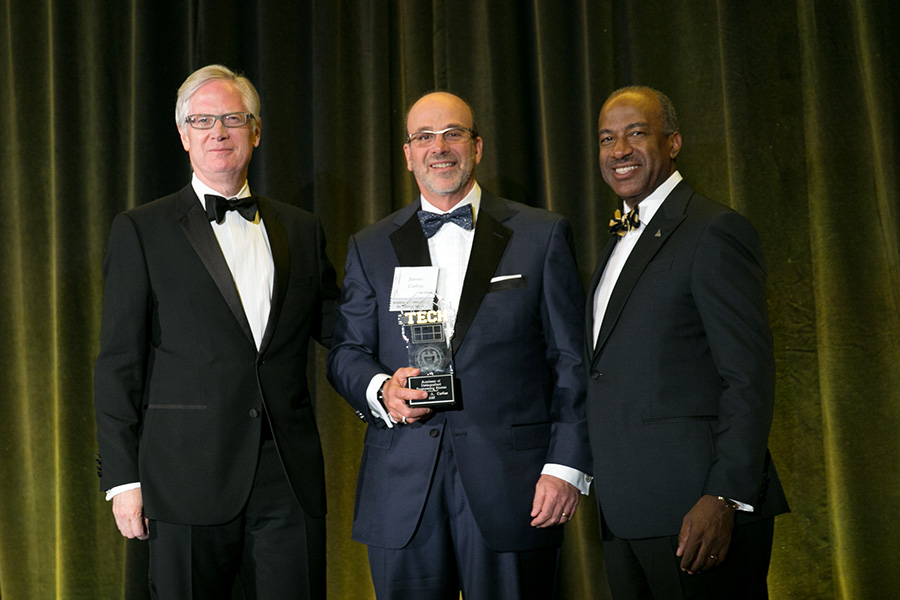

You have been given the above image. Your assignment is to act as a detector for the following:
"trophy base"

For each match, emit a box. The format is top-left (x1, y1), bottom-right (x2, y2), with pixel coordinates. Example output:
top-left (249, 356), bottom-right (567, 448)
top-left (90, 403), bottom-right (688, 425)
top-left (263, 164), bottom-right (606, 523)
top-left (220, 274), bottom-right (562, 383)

top-left (407, 373), bottom-right (456, 407)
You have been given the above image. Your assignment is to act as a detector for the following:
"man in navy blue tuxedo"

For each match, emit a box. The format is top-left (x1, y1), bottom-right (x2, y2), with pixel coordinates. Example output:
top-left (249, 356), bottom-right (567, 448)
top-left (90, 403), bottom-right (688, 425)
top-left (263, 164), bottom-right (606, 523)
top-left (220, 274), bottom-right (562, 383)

top-left (586, 86), bottom-right (789, 599)
top-left (327, 92), bottom-right (592, 599)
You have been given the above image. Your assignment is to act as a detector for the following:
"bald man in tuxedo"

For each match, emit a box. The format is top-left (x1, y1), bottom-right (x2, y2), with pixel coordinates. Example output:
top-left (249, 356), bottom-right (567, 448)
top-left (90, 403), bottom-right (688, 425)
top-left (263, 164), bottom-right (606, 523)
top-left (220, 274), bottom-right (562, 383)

top-left (327, 91), bottom-right (592, 600)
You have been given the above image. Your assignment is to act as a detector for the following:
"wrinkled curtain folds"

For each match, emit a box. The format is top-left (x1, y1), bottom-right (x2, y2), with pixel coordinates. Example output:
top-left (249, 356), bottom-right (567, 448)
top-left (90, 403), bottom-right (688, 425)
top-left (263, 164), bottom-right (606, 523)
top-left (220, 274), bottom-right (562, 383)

top-left (1, 1), bottom-right (897, 598)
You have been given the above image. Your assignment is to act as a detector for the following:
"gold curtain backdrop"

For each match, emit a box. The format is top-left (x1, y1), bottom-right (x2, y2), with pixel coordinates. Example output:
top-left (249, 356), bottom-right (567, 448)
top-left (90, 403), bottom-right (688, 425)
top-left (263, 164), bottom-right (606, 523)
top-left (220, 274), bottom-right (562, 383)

top-left (1, 0), bottom-right (897, 598)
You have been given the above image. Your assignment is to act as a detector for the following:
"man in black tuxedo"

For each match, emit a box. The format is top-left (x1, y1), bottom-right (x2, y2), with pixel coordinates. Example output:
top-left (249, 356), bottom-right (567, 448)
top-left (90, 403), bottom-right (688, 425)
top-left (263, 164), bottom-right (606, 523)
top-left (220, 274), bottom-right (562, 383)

top-left (327, 92), bottom-right (592, 599)
top-left (586, 86), bottom-right (789, 599)
top-left (94, 64), bottom-right (338, 599)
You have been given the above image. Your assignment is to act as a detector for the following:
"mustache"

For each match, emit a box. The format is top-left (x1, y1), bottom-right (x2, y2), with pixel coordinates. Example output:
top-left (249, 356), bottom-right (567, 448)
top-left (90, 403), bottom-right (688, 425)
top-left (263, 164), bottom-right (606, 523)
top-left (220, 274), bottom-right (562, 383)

top-left (610, 157), bottom-right (639, 167)
top-left (427, 151), bottom-right (458, 164)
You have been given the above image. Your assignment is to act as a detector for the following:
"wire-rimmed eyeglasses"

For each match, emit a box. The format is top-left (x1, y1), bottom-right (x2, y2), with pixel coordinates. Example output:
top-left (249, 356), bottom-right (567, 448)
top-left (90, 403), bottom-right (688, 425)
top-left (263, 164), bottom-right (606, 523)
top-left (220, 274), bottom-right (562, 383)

top-left (184, 112), bottom-right (255, 129)
top-left (406, 126), bottom-right (477, 148)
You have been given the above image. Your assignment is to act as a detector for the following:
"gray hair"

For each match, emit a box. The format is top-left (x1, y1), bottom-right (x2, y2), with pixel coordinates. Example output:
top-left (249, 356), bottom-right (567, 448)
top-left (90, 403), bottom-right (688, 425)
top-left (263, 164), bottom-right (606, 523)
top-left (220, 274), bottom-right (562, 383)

top-left (175, 65), bottom-right (261, 133)
top-left (608, 86), bottom-right (679, 136)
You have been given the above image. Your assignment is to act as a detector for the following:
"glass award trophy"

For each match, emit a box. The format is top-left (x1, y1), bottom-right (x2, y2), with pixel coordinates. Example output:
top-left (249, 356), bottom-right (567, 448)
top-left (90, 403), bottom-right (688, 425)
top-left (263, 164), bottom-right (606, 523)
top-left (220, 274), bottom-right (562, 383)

top-left (390, 267), bottom-right (456, 407)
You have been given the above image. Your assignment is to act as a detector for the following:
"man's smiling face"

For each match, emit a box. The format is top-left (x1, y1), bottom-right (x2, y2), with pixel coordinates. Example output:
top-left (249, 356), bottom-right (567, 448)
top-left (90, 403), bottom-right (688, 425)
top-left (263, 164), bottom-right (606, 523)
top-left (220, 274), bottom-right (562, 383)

top-left (597, 90), bottom-right (681, 207)
top-left (404, 92), bottom-right (482, 210)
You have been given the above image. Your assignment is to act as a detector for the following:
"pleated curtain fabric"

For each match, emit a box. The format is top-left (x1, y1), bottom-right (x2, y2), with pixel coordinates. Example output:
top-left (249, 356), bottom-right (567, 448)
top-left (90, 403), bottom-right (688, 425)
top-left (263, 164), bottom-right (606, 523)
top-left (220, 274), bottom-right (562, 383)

top-left (0, 1), bottom-right (897, 598)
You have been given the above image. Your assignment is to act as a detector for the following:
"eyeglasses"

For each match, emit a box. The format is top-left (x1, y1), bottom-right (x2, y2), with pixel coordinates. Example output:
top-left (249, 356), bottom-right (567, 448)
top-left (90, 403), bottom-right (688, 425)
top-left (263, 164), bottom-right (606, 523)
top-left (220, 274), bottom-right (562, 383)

top-left (184, 112), bottom-right (255, 129)
top-left (406, 127), bottom-right (477, 148)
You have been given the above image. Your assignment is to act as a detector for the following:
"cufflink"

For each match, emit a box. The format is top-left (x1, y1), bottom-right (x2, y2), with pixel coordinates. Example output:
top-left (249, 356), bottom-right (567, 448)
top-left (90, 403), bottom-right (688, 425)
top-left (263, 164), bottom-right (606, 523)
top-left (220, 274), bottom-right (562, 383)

top-left (717, 496), bottom-right (739, 510)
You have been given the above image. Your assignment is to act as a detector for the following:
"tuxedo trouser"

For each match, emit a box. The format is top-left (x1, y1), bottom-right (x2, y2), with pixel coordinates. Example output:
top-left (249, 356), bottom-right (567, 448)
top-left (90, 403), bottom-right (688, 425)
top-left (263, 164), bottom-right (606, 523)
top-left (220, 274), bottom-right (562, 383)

top-left (603, 517), bottom-right (775, 600)
top-left (367, 431), bottom-right (560, 600)
top-left (147, 439), bottom-right (325, 600)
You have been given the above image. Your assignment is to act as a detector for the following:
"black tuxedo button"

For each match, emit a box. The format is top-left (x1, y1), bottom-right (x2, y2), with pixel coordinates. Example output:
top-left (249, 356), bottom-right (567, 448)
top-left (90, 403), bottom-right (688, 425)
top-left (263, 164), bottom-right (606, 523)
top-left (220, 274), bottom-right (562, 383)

top-left (591, 371), bottom-right (602, 379)
top-left (249, 409), bottom-right (260, 418)
top-left (429, 429), bottom-right (439, 438)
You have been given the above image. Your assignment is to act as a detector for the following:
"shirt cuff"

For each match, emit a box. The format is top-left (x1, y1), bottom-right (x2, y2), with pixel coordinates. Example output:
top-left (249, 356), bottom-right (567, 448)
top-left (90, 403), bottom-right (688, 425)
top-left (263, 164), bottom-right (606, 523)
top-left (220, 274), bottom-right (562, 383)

top-left (366, 374), bottom-right (394, 427)
top-left (541, 464), bottom-right (593, 495)
top-left (105, 482), bottom-right (141, 501)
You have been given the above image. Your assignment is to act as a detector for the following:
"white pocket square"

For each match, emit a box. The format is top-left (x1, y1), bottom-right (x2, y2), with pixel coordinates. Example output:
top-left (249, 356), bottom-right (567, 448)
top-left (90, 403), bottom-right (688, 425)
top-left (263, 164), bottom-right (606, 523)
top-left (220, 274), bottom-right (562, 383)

top-left (490, 274), bottom-right (523, 283)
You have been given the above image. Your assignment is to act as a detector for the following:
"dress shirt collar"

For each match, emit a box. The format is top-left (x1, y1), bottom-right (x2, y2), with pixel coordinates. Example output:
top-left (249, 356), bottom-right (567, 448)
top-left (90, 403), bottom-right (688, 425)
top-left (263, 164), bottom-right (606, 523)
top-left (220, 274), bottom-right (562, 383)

top-left (624, 170), bottom-right (682, 231)
top-left (419, 182), bottom-right (481, 224)
top-left (191, 173), bottom-right (252, 211)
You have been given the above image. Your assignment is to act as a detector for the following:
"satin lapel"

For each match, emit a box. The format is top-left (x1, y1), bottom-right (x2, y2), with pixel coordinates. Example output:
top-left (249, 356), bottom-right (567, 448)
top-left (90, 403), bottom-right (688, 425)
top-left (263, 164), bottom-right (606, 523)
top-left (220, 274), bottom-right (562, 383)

top-left (585, 236), bottom-right (618, 358)
top-left (451, 195), bottom-right (512, 354)
top-left (592, 184), bottom-right (692, 363)
top-left (389, 205), bottom-right (432, 267)
top-left (176, 188), bottom-right (255, 346)
top-left (258, 198), bottom-right (289, 355)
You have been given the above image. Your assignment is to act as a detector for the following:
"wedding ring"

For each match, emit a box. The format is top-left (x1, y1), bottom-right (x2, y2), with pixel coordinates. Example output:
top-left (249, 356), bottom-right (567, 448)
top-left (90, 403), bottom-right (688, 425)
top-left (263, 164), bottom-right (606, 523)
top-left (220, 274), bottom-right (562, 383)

top-left (709, 555), bottom-right (717, 561)
top-left (561, 512), bottom-right (568, 518)
top-left (401, 415), bottom-right (408, 425)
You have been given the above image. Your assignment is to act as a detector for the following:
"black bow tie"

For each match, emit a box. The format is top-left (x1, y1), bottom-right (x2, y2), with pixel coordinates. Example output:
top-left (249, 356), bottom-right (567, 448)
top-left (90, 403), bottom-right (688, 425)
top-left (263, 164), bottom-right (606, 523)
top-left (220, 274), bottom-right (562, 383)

top-left (608, 205), bottom-right (640, 237)
top-left (417, 204), bottom-right (474, 239)
top-left (205, 194), bottom-right (258, 224)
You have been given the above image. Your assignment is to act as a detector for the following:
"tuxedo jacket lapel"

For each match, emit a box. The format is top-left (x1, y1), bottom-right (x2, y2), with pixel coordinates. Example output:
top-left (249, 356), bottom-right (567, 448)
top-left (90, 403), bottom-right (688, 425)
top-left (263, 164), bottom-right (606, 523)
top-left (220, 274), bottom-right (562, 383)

top-left (386, 195), bottom-right (512, 355)
top-left (585, 236), bottom-right (618, 358)
top-left (389, 204), bottom-right (432, 267)
top-left (258, 198), bottom-right (289, 355)
top-left (452, 194), bottom-right (512, 354)
top-left (176, 187), bottom-right (255, 347)
top-left (592, 183), bottom-right (692, 362)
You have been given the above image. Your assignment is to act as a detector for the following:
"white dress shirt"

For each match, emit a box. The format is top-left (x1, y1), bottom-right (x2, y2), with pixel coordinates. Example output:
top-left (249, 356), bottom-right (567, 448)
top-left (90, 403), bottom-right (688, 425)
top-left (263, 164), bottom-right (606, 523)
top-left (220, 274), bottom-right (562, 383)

top-left (193, 174), bottom-right (274, 350)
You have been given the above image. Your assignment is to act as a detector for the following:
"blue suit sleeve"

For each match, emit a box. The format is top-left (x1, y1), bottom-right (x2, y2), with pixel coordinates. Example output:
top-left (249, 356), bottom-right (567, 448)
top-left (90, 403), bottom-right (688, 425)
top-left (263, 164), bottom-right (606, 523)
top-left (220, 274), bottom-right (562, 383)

top-left (326, 235), bottom-right (390, 425)
top-left (539, 218), bottom-right (592, 476)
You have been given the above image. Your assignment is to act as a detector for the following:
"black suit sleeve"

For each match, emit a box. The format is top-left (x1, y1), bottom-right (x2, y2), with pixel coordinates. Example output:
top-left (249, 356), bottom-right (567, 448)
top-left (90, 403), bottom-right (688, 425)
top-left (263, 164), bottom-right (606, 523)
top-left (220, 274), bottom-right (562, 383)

top-left (311, 216), bottom-right (339, 350)
top-left (692, 210), bottom-right (775, 505)
top-left (94, 213), bottom-right (152, 491)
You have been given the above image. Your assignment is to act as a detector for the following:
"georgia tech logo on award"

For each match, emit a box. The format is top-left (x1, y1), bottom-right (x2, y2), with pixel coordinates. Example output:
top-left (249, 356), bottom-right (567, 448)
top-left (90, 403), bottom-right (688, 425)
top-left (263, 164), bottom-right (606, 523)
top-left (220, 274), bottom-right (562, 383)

top-left (391, 267), bottom-right (456, 407)
top-left (414, 344), bottom-right (445, 372)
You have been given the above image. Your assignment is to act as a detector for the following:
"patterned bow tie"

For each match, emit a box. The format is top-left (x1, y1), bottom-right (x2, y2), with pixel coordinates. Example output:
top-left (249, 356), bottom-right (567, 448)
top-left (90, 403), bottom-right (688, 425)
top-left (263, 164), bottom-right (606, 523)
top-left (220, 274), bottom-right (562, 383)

top-left (608, 205), bottom-right (640, 237)
top-left (417, 204), bottom-right (474, 239)
top-left (205, 194), bottom-right (258, 224)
